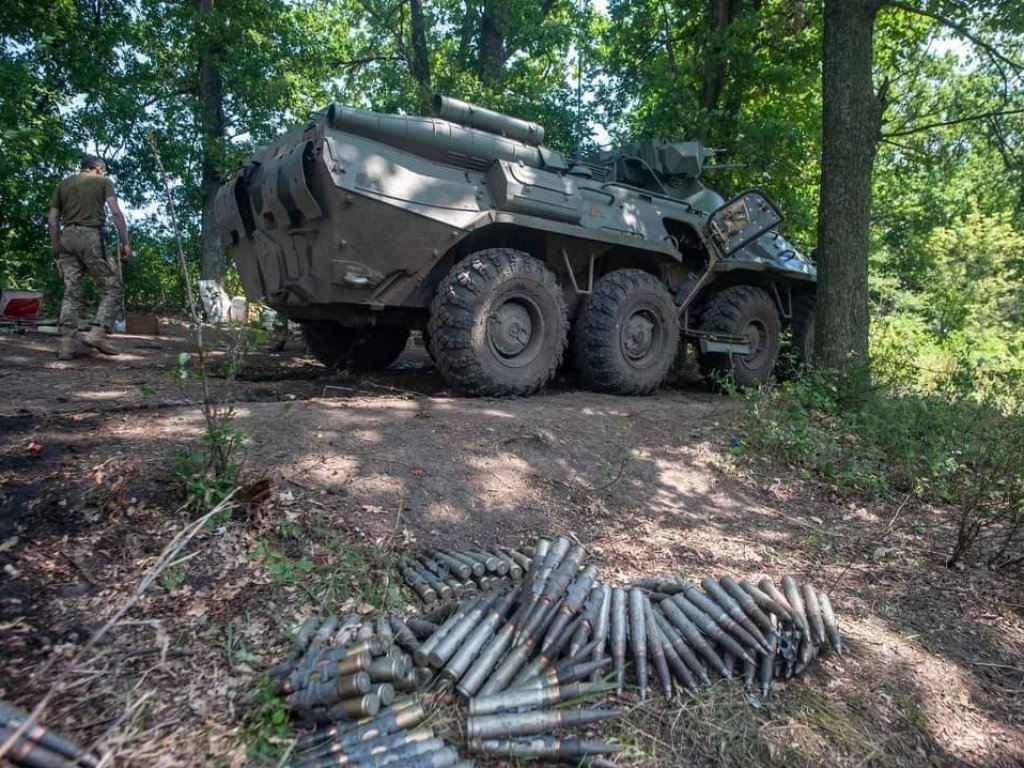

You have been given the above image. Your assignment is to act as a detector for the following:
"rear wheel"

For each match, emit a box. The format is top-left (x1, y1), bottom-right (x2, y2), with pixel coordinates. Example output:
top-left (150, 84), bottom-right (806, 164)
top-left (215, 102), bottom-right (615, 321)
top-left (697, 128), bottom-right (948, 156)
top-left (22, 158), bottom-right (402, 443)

top-left (790, 294), bottom-right (815, 367)
top-left (301, 320), bottom-right (357, 369)
top-left (698, 286), bottom-right (781, 387)
top-left (573, 269), bottom-right (680, 395)
top-left (428, 248), bottom-right (568, 397)
top-left (349, 327), bottom-right (410, 371)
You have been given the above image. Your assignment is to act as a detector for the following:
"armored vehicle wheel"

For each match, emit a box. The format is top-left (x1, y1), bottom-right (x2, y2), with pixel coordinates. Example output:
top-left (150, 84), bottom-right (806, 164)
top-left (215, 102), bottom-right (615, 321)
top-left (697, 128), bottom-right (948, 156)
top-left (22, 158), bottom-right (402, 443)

top-left (790, 294), bottom-right (815, 367)
top-left (698, 286), bottom-right (781, 387)
top-left (428, 249), bottom-right (568, 397)
top-left (572, 269), bottom-right (680, 395)
top-left (301, 320), bottom-right (358, 369)
top-left (348, 327), bottom-right (411, 371)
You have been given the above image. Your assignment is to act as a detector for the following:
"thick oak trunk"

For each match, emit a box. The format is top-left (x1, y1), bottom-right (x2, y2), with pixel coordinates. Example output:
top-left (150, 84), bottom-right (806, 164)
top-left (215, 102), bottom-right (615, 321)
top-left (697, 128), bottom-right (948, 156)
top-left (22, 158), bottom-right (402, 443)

top-left (816, 0), bottom-right (883, 380)
top-left (198, 0), bottom-right (227, 281)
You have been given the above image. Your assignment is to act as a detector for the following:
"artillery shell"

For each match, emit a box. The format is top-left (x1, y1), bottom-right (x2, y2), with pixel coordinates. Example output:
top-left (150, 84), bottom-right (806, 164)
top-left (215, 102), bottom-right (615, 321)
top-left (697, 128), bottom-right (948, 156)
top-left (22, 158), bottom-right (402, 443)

top-left (701, 577), bottom-right (772, 654)
top-left (628, 588), bottom-right (649, 699)
top-left (469, 735), bottom-right (619, 758)
top-left (415, 598), bottom-right (478, 667)
top-left (322, 693), bottom-right (381, 721)
top-left (405, 617), bottom-right (441, 640)
top-left (676, 581), bottom-right (761, 659)
top-left (442, 589), bottom-right (517, 685)
top-left (0, 712), bottom-right (98, 767)
top-left (469, 680), bottom-right (616, 715)
top-left (373, 618), bottom-right (394, 650)
top-left (369, 683), bottom-right (395, 707)
top-left (297, 726), bottom-right (435, 765)
top-left (344, 738), bottom-right (450, 768)
top-left (309, 615), bottom-right (340, 651)
top-left (0, 724), bottom-right (84, 768)
top-left (499, 546), bottom-right (532, 574)
top-left (294, 700), bottom-right (424, 752)
top-left (466, 707), bottom-right (621, 739)
top-left (756, 578), bottom-right (799, 628)
top-left (400, 563), bottom-right (440, 604)
top-left (721, 650), bottom-right (736, 680)
top-left (446, 549), bottom-right (486, 578)
top-left (643, 597), bottom-right (673, 698)
top-left (478, 639), bottom-right (534, 696)
top-left (428, 593), bottom-right (498, 668)
top-left (670, 594), bottom-right (753, 664)
top-left (653, 608), bottom-right (710, 685)
top-left (719, 575), bottom-right (778, 638)
top-left (817, 588), bottom-right (843, 654)
top-left (540, 564), bottom-right (598, 653)
top-left (514, 656), bottom-right (612, 693)
top-left (591, 582), bottom-right (612, 680)
top-left (659, 598), bottom-right (730, 678)
top-left (456, 622), bottom-right (515, 698)
top-left (781, 576), bottom-right (812, 638)
top-left (653, 621), bottom-right (698, 691)
top-left (427, 550), bottom-right (472, 579)
top-left (488, 548), bottom-right (519, 578)
top-left (610, 587), bottom-right (627, 694)
top-left (284, 650), bottom-right (373, 694)
top-left (287, 672), bottom-right (373, 709)
top-left (801, 583), bottom-right (827, 647)
top-left (741, 577), bottom-right (794, 626)
top-left (369, 656), bottom-right (411, 682)
top-left (468, 549), bottom-right (505, 575)
top-left (758, 651), bottom-right (774, 697)
top-left (389, 620), bottom-right (420, 653)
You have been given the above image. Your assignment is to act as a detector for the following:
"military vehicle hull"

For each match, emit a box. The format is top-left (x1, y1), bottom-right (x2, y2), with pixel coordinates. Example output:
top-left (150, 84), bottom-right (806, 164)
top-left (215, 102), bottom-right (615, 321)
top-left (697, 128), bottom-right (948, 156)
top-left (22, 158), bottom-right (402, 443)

top-left (216, 96), bottom-right (816, 396)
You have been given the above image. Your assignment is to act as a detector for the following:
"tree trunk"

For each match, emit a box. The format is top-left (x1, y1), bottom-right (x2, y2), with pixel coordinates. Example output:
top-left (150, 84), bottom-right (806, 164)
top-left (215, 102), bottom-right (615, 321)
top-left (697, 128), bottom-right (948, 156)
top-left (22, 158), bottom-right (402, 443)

top-left (815, 0), bottom-right (883, 382)
top-left (198, 0), bottom-right (227, 281)
top-left (699, 0), bottom-right (742, 114)
top-left (477, 0), bottom-right (507, 87)
top-left (409, 0), bottom-right (431, 91)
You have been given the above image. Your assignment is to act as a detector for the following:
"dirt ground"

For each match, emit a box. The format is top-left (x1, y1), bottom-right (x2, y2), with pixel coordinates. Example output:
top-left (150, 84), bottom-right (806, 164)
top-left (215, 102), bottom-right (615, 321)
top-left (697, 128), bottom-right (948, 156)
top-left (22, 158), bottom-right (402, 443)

top-left (1, 319), bottom-right (1022, 767)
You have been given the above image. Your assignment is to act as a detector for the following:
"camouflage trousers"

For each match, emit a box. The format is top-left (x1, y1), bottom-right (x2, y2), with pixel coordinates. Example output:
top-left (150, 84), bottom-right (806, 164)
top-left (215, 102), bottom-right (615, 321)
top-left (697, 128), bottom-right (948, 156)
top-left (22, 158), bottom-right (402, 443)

top-left (58, 225), bottom-right (123, 335)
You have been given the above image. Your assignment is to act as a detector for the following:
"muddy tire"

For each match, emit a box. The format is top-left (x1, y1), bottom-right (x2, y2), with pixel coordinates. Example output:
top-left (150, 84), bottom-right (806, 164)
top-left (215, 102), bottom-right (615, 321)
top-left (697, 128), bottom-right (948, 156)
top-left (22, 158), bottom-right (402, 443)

top-left (349, 327), bottom-right (410, 371)
top-left (301, 320), bottom-right (357, 369)
top-left (573, 269), bottom-right (680, 395)
top-left (698, 286), bottom-right (781, 387)
top-left (428, 249), bottom-right (568, 397)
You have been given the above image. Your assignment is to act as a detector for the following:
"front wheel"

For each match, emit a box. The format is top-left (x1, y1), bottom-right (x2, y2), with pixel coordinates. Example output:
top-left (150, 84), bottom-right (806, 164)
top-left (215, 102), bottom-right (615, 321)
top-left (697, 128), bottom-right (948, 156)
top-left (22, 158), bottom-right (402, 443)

top-left (698, 286), bottom-right (781, 387)
top-left (428, 249), bottom-right (568, 397)
top-left (573, 269), bottom-right (680, 395)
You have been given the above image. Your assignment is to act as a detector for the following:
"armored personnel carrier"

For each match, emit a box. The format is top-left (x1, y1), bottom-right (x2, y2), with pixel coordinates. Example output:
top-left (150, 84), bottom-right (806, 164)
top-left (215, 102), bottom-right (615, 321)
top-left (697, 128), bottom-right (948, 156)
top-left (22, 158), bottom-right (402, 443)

top-left (215, 95), bottom-right (816, 396)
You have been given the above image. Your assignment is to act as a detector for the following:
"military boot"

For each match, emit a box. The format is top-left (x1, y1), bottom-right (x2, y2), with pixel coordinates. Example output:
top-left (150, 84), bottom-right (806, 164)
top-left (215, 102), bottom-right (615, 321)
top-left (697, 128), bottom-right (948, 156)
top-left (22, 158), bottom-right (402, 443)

top-left (81, 326), bottom-right (120, 356)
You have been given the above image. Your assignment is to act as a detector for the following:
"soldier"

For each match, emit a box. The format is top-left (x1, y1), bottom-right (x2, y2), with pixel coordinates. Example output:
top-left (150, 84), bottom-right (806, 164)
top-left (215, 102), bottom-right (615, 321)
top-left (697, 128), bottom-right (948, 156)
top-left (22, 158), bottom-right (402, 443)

top-left (47, 155), bottom-right (131, 359)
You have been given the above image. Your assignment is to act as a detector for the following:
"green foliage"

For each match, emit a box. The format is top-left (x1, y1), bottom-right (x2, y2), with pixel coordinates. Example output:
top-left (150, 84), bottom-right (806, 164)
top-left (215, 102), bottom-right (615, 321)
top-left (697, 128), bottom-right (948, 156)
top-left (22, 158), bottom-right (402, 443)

top-left (738, 369), bottom-right (1024, 567)
top-left (172, 407), bottom-right (245, 515)
top-left (250, 514), bottom-right (404, 611)
top-left (243, 676), bottom-right (292, 764)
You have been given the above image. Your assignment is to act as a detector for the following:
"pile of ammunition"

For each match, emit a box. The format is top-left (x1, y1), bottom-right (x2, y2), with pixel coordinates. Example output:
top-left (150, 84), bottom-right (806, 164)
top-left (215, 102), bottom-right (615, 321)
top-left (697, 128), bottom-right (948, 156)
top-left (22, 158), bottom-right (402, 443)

top-left (269, 617), bottom-right (470, 767)
top-left (404, 536), bottom-right (842, 703)
top-left (0, 700), bottom-right (100, 768)
top-left (398, 548), bottom-right (527, 603)
top-left (270, 535), bottom-right (842, 766)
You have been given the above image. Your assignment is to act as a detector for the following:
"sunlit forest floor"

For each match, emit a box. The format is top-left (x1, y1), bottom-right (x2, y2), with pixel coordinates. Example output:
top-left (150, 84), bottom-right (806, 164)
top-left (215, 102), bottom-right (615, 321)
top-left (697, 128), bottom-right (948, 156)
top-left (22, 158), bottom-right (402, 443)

top-left (1, 320), bottom-right (1021, 767)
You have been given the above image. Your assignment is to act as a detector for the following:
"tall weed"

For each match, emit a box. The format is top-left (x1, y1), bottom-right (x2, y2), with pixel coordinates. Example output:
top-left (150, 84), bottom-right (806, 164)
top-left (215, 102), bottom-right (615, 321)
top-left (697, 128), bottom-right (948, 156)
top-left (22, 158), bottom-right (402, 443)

top-left (739, 369), bottom-right (1024, 568)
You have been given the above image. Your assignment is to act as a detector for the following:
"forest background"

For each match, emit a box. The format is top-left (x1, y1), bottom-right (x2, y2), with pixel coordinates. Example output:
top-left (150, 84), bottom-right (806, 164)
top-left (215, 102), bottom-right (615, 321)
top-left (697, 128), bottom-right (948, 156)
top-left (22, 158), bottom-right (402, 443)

top-left (2, 0), bottom-right (1024, 563)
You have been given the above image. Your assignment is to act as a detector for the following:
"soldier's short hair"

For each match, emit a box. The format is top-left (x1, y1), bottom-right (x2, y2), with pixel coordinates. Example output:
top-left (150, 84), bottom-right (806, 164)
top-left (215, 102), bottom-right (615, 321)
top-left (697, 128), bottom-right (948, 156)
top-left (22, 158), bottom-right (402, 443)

top-left (80, 155), bottom-right (106, 171)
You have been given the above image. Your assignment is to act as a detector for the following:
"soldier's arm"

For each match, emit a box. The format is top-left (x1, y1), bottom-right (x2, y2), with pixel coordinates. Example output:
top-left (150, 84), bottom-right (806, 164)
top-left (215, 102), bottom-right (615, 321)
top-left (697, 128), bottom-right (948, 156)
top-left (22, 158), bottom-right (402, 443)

top-left (48, 207), bottom-right (61, 253)
top-left (106, 194), bottom-right (131, 261)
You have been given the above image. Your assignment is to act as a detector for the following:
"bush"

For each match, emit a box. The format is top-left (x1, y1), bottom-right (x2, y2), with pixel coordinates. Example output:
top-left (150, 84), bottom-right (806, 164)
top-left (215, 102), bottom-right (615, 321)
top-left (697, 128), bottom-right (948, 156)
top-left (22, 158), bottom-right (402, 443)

top-left (738, 369), bottom-right (1024, 568)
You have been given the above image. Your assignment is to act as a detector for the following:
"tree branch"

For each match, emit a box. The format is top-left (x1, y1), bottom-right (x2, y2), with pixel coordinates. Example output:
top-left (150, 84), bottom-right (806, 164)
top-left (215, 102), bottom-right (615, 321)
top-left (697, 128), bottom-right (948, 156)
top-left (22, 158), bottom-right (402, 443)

top-left (882, 106), bottom-right (1024, 138)
top-left (885, 1), bottom-right (1023, 97)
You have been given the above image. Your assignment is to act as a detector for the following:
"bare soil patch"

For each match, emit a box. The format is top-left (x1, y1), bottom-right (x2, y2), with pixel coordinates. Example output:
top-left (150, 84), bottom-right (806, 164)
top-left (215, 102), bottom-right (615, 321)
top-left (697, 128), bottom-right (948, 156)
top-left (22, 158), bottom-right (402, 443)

top-left (1, 321), bottom-right (1022, 767)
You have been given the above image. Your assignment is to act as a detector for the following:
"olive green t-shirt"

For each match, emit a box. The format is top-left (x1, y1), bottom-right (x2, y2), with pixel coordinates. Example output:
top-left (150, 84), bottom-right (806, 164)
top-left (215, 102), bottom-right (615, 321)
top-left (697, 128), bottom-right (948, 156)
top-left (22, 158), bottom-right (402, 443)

top-left (50, 173), bottom-right (116, 227)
